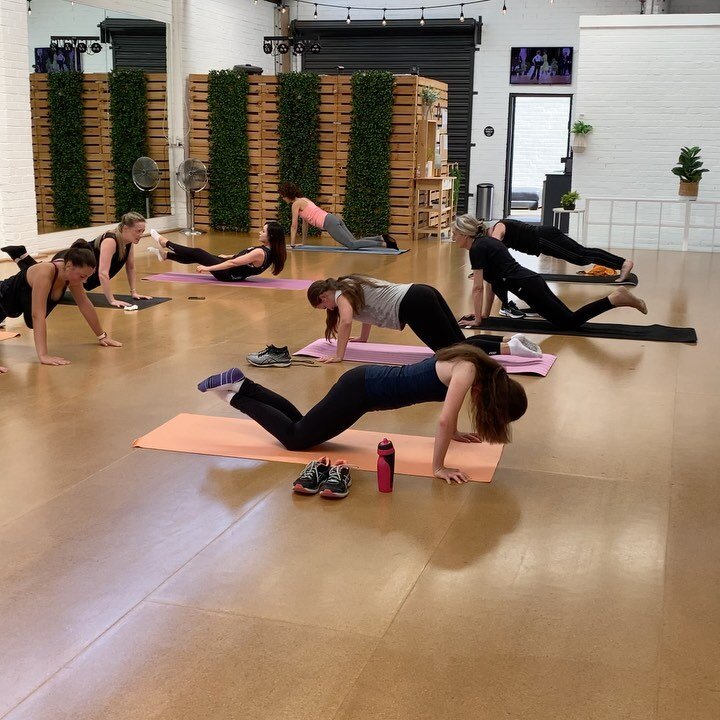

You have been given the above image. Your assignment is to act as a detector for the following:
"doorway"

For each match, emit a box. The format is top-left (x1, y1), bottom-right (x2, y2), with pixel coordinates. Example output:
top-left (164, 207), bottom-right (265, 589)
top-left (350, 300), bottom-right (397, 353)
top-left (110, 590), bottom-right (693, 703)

top-left (504, 94), bottom-right (572, 221)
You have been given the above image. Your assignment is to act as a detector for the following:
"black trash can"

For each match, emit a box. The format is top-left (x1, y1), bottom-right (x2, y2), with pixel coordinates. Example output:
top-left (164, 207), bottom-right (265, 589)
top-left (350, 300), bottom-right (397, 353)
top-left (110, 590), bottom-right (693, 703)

top-left (475, 183), bottom-right (494, 220)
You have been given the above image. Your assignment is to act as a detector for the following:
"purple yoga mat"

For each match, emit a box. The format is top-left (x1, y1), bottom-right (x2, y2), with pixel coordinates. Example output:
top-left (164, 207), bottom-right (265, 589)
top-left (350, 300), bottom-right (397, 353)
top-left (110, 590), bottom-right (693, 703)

top-left (294, 339), bottom-right (557, 376)
top-left (142, 272), bottom-right (312, 290)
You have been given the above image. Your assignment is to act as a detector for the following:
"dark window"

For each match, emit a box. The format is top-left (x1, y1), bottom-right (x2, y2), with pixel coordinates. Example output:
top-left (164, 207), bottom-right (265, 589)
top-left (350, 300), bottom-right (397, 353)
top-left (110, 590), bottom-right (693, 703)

top-left (99, 18), bottom-right (167, 72)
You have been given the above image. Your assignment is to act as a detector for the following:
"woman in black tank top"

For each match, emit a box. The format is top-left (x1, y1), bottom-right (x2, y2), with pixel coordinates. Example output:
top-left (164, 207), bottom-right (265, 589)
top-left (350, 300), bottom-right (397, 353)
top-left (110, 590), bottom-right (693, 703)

top-left (197, 344), bottom-right (527, 485)
top-left (148, 221), bottom-right (286, 281)
top-left (5, 212), bottom-right (152, 309)
top-left (0, 241), bottom-right (122, 368)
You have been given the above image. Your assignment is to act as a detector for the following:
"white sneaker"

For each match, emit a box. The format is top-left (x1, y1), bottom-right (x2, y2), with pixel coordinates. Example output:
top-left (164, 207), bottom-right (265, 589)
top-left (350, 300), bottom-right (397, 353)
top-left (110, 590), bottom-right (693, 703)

top-left (508, 335), bottom-right (542, 358)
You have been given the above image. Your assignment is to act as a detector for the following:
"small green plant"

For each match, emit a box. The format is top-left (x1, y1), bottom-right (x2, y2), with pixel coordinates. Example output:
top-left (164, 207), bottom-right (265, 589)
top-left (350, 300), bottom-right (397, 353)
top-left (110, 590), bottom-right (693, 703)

top-left (671, 146), bottom-right (709, 183)
top-left (571, 119), bottom-right (593, 135)
top-left (560, 191), bottom-right (580, 209)
top-left (449, 164), bottom-right (463, 209)
top-left (421, 87), bottom-right (440, 106)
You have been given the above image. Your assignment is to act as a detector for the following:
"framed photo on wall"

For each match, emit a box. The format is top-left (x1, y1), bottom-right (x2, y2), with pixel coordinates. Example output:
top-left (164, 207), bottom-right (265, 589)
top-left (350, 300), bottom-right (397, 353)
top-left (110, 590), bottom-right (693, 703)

top-left (34, 47), bottom-right (83, 73)
top-left (510, 47), bottom-right (573, 85)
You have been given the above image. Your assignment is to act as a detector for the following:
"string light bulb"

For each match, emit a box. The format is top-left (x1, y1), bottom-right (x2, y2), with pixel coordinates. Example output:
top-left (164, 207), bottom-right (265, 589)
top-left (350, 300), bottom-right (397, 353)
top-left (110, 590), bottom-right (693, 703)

top-left (346, 7), bottom-right (351, 23)
top-left (420, 7), bottom-right (425, 25)
top-left (313, 3), bottom-right (318, 18)
top-left (459, 3), bottom-right (465, 22)
top-left (280, 4), bottom-right (287, 13)
top-left (382, 8), bottom-right (387, 25)
top-left (502, 1), bottom-right (507, 13)
top-left (27, 0), bottom-right (32, 14)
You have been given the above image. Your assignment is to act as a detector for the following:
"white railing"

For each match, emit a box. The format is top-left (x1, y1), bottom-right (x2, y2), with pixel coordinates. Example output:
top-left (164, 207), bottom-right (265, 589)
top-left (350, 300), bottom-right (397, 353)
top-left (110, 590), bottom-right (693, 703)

top-left (581, 197), bottom-right (720, 252)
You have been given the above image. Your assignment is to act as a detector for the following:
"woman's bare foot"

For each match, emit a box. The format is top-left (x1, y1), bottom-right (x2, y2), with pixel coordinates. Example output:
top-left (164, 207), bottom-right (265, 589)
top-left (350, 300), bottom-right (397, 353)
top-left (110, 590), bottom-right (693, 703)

top-left (609, 287), bottom-right (647, 314)
top-left (616, 258), bottom-right (634, 283)
top-left (0, 366), bottom-right (7, 374)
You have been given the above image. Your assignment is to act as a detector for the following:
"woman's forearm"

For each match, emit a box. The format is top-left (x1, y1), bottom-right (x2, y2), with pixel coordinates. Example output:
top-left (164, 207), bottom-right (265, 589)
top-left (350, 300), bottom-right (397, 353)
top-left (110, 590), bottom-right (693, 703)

top-left (126, 266), bottom-right (138, 295)
top-left (32, 315), bottom-right (49, 359)
top-left (432, 418), bottom-right (454, 472)
top-left (78, 301), bottom-right (104, 336)
top-left (99, 275), bottom-right (115, 303)
top-left (335, 321), bottom-right (352, 359)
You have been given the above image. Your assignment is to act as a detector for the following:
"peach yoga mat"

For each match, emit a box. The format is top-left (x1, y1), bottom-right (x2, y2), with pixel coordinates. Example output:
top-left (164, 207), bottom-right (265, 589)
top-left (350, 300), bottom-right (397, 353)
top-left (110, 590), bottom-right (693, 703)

top-left (133, 413), bottom-right (503, 482)
top-left (0, 331), bottom-right (20, 341)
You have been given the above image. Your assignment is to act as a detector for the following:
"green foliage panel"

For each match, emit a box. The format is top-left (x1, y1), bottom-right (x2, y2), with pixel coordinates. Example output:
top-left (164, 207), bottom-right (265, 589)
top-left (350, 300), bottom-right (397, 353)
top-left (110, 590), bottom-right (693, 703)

top-left (277, 72), bottom-right (321, 233)
top-left (208, 69), bottom-right (250, 231)
top-left (108, 69), bottom-right (148, 217)
top-left (48, 72), bottom-right (91, 228)
top-left (343, 71), bottom-right (394, 238)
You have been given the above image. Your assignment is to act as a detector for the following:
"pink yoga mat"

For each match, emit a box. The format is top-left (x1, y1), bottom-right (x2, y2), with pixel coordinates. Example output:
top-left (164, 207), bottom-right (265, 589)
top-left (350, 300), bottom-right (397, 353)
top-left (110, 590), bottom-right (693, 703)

top-left (143, 272), bottom-right (312, 290)
top-left (294, 339), bottom-right (557, 376)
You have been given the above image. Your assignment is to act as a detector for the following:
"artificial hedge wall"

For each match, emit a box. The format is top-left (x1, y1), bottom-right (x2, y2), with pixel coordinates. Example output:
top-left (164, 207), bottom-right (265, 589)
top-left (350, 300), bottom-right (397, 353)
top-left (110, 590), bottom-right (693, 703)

top-left (208, 69), bottom-right (250, 231)
top-left (48, 71), bottom-right (91, 228)
top-left (277, 72), bottom-right (321, 233)
top-left (343, 71), bottom-right (394, 238)
top-left (108, 69), bottom-right (148, 218)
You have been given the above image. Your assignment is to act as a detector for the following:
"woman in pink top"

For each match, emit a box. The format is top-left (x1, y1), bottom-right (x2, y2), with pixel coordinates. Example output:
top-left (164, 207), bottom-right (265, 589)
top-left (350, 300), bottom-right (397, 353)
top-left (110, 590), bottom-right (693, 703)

top-left (279, 182), bottom-right (400, 251)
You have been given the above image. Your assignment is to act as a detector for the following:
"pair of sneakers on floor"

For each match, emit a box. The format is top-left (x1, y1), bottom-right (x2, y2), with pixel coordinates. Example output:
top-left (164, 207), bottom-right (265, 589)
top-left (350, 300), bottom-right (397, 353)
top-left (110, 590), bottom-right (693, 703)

top-left (294, 456), bottom-right (352, 499)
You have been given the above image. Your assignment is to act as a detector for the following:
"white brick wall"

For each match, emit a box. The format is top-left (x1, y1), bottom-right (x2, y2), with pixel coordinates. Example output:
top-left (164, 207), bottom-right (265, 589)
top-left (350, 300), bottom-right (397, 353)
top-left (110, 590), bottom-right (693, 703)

top-left (295, 0), bottom-right (636, 219)
top-left (73, 0), bottom-right (171, 24)
top-left (572, 14), bottom-right (720, 203)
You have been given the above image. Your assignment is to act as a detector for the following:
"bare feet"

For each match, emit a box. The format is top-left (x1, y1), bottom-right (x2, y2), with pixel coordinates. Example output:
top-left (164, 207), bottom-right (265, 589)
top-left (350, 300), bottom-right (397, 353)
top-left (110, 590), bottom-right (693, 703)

top-left (616, 258), bottom-right (634, 283)
top-left (609, 287), bottom-right (647, 314)
top-left (0, 366), bottom-right (7, 374)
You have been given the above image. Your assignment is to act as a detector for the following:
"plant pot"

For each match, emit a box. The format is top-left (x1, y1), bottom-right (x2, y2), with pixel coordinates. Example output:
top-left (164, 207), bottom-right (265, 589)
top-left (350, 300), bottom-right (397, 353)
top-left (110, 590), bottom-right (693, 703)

top-left (561, 203), bottom-right (576, 211)
top-left (678, 181), bottom-right (699, 199)
top-left (571, 134), bottom-right (587, 153)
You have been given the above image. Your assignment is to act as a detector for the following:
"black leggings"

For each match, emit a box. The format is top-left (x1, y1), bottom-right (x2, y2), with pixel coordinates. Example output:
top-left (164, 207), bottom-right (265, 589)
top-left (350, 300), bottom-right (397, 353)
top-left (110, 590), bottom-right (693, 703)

top-left (510, 276), bottom-right (614, 329)
top-left (231, 367), bottom-right (372, 451)
top-left (165, 241), bottom-right (235, 282)
top-left (537, 227), bottom-right (625, 270)
top-left (399, 284), bottom-right (504, 355)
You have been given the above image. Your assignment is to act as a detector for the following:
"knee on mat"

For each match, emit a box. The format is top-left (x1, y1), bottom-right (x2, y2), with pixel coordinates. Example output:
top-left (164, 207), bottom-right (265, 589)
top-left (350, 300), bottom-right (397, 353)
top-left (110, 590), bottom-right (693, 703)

top-left (283, 438), bottom-right (313, 452)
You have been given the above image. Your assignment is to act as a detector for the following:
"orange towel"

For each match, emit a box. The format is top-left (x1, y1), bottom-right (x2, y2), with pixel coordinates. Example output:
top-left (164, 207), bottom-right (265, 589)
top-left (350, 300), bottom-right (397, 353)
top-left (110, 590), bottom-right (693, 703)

top-left (579, 265), bottom-right (618, 277)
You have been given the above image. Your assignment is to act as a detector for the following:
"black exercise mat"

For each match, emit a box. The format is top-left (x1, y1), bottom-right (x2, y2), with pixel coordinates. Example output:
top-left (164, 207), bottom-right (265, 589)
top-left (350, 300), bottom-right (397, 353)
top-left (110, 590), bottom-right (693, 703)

top-left (540, 272), bottom-right (639, 286)
top-left (59, 293), bottom-right (172, 309)
top-left (475, 316), bottom-right (697, 343)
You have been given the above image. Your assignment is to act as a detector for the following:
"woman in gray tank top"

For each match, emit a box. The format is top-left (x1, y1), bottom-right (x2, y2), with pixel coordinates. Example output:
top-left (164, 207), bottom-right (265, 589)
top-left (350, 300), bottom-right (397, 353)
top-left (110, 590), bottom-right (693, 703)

top-left (306, 275), bottom-right (542, 363)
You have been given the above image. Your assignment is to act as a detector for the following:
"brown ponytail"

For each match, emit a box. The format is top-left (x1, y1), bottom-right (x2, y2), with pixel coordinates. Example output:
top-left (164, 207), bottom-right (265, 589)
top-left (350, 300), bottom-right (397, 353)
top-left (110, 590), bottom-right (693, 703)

top-left (436, 343), bottom-right (527, 443)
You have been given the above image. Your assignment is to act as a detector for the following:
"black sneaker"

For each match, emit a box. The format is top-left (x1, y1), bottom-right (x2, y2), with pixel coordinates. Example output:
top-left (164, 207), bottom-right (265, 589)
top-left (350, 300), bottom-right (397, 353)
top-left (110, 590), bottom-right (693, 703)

top-left (320, 461), bottom-right (352, 499)
top-left (246, 344), bottom-right (292, 367)
top-left (1, 245), bottom-right (27, 261)
top-left (293, 456), bottom-right (331, 495)
top-left (499, 301), bottom-right (526, 319)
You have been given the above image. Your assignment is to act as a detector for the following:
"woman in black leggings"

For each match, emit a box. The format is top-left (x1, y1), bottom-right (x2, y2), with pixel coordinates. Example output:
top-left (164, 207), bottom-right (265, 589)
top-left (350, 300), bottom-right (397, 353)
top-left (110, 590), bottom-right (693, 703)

top-left (489, 218), bottom-right (635, 283)
top-left (306, 275), bottom-right (542, 362)
top-left (197, 343), bottom-right (528, 484)
top-left (451, 215), bottom-right (647, 330)
top-left (148, 221), bottom-right (286, 280)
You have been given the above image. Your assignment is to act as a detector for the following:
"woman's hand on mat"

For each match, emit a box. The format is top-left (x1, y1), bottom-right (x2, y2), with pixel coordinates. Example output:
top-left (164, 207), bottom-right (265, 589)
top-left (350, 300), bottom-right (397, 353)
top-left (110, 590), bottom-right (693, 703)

top-left (459, 321), bottom-right (483, 329)
top-left (40, 354), bottom-right (70, 366)
top-left (319, 356), bottom-right (343, 363)
top-left (348, 337), bottom-right (367, 343)
top-left (218, 254), bottom-right (233, 259)
top-left (99, 336), bottom-right (122, 348)
top-left (434, 466), bottom-right (471, 484)
top-left (111, 299), bottom-right (133, 308)
top-left (196, 265), bottom-right (211, 273)
top-left (0, 366), bottom-right (8, 374)
top-left (452, 431), bottom-right (482, 443)
top-left (458, 314), bottom-right (475, 322)
top-left (131, 292), bottom-right (152, 300)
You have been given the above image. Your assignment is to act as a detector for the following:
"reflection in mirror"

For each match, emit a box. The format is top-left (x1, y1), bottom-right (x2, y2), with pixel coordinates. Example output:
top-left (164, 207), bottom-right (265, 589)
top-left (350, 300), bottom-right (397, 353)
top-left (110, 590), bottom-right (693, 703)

top-left (28, 0), bottom-right (171, 235)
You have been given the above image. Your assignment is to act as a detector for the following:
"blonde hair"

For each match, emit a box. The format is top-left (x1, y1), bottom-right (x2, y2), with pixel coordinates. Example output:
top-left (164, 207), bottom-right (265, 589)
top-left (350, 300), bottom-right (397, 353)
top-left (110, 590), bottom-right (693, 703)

top-left (96, 212), bottom-right (146, 260)
top-left (452, 214), bottom-right (485, 237)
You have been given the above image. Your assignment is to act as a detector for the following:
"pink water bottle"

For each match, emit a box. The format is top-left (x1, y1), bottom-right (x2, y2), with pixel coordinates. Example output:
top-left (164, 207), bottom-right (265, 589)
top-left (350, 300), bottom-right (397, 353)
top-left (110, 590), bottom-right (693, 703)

top-left (377, 438), bottom-right (395, 493)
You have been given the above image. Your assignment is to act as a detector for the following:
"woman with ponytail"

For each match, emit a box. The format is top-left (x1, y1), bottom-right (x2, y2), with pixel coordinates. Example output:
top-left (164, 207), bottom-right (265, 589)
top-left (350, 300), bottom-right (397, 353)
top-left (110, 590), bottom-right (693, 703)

top-left (3, 212), bottom-right (152, 308)
top-left (197, 343), bottom-right (527, 484)
top-left (147, 221), bottom-right (287, 281)
top-left (0, 240), bottom-right (121, 367)
top-left (306, 275), bottom-right (542, 362)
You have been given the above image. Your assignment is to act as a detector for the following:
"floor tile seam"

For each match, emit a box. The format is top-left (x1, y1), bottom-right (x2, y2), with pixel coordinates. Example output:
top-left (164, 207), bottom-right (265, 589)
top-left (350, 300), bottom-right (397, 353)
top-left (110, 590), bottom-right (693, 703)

top-left (494, 462), bottom-right (673, 487)
top-left (0, 487), bottom-right (277, 719)
top-left (144, 598), bottom-right (383, 641)
top-left (0, 448), bottom-right (137, 532)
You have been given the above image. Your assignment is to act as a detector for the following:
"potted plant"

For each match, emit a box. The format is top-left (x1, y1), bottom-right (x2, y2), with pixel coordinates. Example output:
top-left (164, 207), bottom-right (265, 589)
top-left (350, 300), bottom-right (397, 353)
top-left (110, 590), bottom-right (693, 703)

top-left (421, 87), bottom-right (440, 118)
top-left (571, 119), bottom-right (593, 154)
top-left (672, 146), bottom-right (709, 200)
top-left (560, 190), bottom-right (580, 210)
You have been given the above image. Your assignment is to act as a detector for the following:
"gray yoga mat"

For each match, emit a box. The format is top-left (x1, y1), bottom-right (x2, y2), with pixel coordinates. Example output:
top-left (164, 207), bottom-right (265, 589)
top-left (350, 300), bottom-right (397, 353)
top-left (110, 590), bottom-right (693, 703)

top-left (287, 245), bottom-right (408, 255)
top-left (59, 293), bottom-right (172, 310)
top-left (475, 316), bottom-right (697, 343)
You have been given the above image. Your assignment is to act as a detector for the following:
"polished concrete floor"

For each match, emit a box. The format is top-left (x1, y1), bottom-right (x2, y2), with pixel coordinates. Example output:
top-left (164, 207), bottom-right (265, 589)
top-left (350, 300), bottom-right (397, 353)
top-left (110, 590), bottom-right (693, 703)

top-left (0, 232), bottom-right (718, 719)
